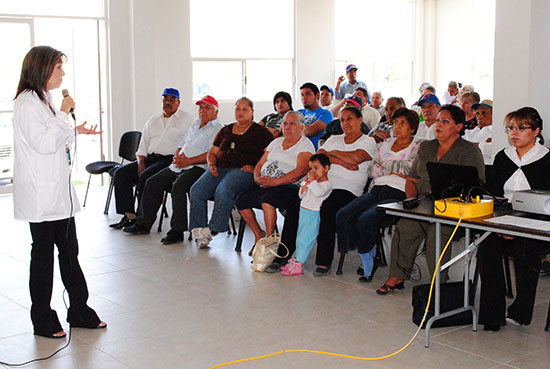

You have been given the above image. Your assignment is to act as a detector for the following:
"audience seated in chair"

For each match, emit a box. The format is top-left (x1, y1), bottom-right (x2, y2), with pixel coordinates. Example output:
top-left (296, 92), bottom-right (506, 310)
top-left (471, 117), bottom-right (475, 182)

top-left (109, 88), bottom-right (194, 229)
top-left (189, 97), bottom-right (273, 249)
top-left (122, 95), bottom-right (224, 244)
top-left (336, 108), bottom-right (422, 283)
top-left (377, 105), bottom-right (485, 295)
top-left (236, 110), bottom-right (315, 255)
top-left (257, 91), bottom-right (293, 139)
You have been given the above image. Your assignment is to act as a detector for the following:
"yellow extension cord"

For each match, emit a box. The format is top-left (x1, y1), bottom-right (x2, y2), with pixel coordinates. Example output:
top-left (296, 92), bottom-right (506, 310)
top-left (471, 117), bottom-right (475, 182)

top-left (209, 218), bottom-right (463, 368)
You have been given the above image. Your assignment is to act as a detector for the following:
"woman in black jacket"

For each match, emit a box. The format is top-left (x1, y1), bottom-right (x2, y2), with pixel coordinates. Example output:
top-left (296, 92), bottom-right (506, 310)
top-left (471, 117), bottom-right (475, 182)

top-left (479, 107), bottom-right (550, 331)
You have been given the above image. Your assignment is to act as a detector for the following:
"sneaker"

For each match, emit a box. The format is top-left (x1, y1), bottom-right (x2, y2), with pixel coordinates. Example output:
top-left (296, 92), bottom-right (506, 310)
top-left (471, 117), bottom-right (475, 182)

top-left (191, 227), bottom-right (212, 249)
top-left (281, 258), bottom-right (303, 276)
top-left (312, 266), bottom-right (331, 277)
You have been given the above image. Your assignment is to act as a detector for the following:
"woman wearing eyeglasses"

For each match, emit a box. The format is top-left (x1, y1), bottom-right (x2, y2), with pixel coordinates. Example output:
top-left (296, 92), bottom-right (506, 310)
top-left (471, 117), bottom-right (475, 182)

top-left (479, 107), bottom-right (550, 332)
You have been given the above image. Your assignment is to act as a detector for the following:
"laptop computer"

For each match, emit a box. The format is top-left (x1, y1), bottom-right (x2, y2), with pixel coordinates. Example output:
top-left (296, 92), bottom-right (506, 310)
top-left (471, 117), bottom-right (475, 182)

top-left (426, 162), bottom-right (482, 200)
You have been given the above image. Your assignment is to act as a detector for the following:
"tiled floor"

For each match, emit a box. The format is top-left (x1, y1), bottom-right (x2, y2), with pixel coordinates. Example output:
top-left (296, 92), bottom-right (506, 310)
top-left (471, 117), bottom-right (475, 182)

top-left (1, 185), bottom-right (549, 369)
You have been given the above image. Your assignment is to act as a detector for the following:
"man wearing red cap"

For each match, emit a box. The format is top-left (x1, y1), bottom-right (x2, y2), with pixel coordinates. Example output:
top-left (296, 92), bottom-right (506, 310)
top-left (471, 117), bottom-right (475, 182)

top-left (334, 64), bottom-right (371, 103)
top-left (123, 95), bottom-right (224, 244)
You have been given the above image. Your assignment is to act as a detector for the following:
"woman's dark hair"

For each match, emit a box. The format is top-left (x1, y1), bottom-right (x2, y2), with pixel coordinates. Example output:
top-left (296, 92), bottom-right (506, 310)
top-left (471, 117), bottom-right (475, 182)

top-left (439, 104), bottom-right (466, 135)
top-left (15, 46), bottom-right (66, 103)
top-left (236, 96), bottom-right (254, 109)
top-left (392, 107), bottom-right (419, 135)
top-left (507, 106), bottom-right (544, 144)
top-left (273, 91), bottom-right (293, 111)
top-left (310, 153), bottom-right (330, 167)
top-left (340, 106), bottom-right (363, 119)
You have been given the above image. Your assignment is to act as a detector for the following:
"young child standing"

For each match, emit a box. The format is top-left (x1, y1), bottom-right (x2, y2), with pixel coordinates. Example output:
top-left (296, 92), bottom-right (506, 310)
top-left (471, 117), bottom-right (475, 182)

top-left (281, 154), bottom-right (332, 276)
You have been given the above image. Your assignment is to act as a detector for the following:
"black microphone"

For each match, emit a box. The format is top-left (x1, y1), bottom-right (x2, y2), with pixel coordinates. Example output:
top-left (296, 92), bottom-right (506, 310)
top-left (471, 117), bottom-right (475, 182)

top-left (61, 89), bottom-right (76, 121)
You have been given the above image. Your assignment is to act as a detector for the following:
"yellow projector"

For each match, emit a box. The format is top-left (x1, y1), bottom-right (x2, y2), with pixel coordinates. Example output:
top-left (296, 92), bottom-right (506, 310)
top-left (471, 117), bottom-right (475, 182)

top-left (434, 197), bottom-right (494, 219)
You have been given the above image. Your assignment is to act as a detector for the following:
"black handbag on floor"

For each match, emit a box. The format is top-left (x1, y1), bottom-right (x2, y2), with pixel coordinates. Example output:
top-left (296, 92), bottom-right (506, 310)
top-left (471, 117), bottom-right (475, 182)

top-left (412, 281), bottom-right (474, 328)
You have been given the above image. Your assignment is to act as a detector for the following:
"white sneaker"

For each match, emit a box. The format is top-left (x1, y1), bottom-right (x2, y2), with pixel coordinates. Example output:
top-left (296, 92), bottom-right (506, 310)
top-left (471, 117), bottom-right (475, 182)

top-left (191, 227), bottom-right (212, 249)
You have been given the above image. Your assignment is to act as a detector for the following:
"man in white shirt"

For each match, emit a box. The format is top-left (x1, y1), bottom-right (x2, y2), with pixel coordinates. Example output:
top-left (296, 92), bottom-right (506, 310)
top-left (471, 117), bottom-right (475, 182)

top-left (415, 93), bottom-right (441, 140)
top-left (370, 91), bottom-right (385, 117)
top-left (122, 96), bottom-right (224, 243)
top-left (110, 88), bottom-right (194, 229)
top-left (330, 88), bottom-right (380, 130)
top-left (464, 99), bottom-right (493, 166)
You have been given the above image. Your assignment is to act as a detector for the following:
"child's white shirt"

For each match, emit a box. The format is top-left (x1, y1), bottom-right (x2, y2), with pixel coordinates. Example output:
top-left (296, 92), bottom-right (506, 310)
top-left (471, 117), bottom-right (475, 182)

top-left (299, 179), bottom-right (333, 211)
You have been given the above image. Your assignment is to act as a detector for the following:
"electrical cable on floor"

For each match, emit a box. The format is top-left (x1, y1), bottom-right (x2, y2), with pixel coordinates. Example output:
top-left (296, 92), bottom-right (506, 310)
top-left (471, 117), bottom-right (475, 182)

top-left (209, 219), bottom-right (463, 369)
top-left (0, 290), bottom-right (72, 367)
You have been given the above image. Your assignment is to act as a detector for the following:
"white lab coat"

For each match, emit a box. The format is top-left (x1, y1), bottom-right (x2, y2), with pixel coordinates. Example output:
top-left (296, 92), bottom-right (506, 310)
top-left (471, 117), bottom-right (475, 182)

top-left (12, 90), bottom-right (80, 222)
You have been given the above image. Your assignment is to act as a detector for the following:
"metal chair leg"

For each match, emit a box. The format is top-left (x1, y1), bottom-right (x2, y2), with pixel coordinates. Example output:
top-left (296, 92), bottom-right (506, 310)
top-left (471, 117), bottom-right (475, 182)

top-left (158, 191), bottom-right (168, 233)
top-left (235, 218), bottom-right (246, 252)
top-left (104, 177), bottom-right (115, 215)
top-left (83, 173), bottom-right (92, 207)
top-left (336, 252), bottom-right (346, 275)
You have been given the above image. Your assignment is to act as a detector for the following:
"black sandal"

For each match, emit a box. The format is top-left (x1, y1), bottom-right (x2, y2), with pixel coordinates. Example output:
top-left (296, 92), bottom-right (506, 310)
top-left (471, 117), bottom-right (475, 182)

top-left (376, 281), bottom-right (404, 295)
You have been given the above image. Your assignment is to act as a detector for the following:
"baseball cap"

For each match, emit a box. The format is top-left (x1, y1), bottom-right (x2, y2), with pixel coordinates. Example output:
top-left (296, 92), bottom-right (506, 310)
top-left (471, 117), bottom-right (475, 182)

top-left (162, 88), bottom-right (180, 99)
top-left (320, 85), bottom-right (334, 95)
top-left (195, 95), bottom-right (219, 108)
top-left (346, 95), bottom-right (363, 108)
top-left (472, 99), bottom-right (493, 110)
top-left (419, 93), bottom-right (441, 107)
top-left (345, 64), bottom-right (358, 73)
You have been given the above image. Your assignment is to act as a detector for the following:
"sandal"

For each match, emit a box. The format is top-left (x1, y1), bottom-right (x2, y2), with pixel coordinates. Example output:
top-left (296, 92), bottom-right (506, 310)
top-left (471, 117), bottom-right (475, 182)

top-left (376, 281), bottom-right (404, 295)
top-left (34, 329), bottom-right (67, 339)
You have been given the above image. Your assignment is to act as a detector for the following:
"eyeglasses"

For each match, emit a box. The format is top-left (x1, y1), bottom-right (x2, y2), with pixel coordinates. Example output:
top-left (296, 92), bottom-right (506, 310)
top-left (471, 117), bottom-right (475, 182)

top-left (505, 125), bottom-right (533, 133)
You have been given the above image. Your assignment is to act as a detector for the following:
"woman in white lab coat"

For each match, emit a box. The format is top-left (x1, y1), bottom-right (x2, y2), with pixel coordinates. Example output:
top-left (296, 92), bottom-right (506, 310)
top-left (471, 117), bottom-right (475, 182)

top-left (13, 46), bottom-right (106, 338)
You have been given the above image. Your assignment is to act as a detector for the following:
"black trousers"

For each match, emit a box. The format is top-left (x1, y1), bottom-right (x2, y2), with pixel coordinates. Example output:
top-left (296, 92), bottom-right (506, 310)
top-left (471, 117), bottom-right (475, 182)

top-left (136, 166), bottom-right (205, 232)
top-left (315, 189), bottom-right (357, 267)
top-left (478, 234), bottom-right (546, 327)
top-left (29, 218), bottom-right (98, 335)
top-left (275, 195), bottom-right (301, 264)
top-left (113, 155), bottom-right (173, 215)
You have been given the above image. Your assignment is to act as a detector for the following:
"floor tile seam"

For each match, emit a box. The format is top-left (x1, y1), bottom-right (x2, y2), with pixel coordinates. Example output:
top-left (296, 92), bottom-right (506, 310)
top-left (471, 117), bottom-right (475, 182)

top-left (429, 339), bottom-right (506, 365)
top-left (502, 348), bottom-right (549, 367)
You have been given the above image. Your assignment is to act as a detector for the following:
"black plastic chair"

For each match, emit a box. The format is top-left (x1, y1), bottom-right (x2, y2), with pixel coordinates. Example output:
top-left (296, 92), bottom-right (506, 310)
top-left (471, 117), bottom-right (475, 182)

top-left (83, 131), bottom-right (141, 214)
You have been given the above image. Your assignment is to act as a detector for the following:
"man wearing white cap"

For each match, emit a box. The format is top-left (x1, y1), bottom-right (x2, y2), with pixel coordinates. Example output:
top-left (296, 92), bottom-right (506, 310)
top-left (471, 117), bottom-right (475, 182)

top-left (123, 95), bottom-right (224, 244)
top-left (464, 99), bottom-right (493, 167)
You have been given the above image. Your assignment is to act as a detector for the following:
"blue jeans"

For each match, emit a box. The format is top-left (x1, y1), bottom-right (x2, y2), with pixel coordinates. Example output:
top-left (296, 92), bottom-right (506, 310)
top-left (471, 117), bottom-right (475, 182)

top-left (335, 185), bottom-right (405, 254)
top-left (189, 167), bottom-right (255, 233)
top-left (295, 208), bottom-right (320, 264)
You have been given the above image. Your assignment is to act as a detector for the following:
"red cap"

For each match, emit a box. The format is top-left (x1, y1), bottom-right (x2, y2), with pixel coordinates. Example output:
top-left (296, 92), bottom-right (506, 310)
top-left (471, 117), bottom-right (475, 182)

top-left (195, 95), bottom-right (219, 108)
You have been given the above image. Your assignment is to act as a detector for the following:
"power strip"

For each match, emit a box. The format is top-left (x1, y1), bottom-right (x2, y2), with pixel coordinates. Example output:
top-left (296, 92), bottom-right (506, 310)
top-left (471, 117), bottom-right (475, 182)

top-left (434, 197), bottom-right (493, 219)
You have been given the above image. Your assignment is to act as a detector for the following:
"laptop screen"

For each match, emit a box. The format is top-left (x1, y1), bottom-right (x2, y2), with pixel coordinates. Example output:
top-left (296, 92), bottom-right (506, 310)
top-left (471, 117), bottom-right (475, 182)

top-left (426, 162), bottom-right (481, 200)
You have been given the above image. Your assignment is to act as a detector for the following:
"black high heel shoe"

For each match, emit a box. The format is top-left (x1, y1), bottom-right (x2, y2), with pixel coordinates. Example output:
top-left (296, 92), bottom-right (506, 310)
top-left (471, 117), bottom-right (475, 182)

top-left (358, 258), bottom-right (380, 283)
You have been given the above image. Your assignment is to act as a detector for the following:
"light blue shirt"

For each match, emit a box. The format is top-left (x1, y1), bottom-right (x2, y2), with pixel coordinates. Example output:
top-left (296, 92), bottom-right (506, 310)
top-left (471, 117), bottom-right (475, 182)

top-left (169, 117), bottom-right (224, 173)
top-left (335, 80), bottom-right (371, 102)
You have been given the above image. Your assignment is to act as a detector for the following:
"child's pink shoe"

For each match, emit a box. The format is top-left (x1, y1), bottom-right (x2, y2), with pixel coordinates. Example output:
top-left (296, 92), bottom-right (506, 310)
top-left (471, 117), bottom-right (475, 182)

top-left (281, 258), bottom-right (303, 276)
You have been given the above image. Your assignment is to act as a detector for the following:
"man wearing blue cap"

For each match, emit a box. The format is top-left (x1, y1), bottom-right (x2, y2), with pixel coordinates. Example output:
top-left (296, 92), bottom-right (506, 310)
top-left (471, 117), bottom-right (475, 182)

top-left (334, 64), bottom-right (371, 103)
top-left (415, 93), bottom-right (441, 140)
top-left (110, 88), bottom-right (194, 229)
top-left (320, 85), bottom-right (335, 110)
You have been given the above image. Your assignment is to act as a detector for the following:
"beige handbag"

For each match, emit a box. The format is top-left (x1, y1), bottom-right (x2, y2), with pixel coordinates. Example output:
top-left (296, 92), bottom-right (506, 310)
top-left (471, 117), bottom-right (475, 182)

top-left (251, 233), bottom-right (289, 272)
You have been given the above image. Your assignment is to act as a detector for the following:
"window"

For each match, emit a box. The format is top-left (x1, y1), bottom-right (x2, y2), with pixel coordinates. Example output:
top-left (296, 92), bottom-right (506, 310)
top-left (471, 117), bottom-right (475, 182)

top-left (0, 1), bottom-right (107, 182)
top-left (190, 0), bottom-right (295, 101)
top-left (335, 0), bottom-right (416, 104)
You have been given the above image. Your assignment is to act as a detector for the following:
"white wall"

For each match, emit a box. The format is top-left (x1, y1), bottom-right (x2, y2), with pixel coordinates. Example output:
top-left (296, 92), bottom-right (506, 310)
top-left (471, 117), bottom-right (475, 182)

top-left (107, 0), bottom-right (336, 159)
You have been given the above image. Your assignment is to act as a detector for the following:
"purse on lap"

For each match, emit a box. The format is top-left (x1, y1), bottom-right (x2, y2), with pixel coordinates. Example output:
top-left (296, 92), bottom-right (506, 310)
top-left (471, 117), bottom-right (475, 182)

top-left (251, 233), bottom-right (289, 272)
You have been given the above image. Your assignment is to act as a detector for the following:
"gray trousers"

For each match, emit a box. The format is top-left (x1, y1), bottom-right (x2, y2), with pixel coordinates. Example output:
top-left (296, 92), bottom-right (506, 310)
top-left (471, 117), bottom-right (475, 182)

top-left (388, 218), bottom-right (454, 282)
top-left (136, 166), bottom-right (205, 233)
